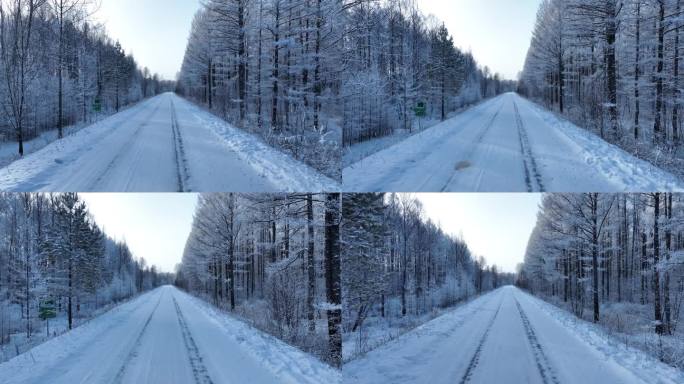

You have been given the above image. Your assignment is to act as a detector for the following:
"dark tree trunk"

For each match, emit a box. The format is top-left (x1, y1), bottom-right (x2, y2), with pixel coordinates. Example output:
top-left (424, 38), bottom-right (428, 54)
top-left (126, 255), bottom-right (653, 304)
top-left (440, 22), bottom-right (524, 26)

top-left (324, 193), bottom-right (341, 367)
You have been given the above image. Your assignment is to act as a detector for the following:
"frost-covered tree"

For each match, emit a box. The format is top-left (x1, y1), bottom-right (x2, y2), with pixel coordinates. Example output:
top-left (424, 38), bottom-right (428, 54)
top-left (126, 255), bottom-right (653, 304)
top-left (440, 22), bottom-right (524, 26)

top-left (176, 193), bottom-right (342, 366)
top-left (0, 193), bottom-right (163, 350)
top-left (177, 0), bottom-right (345, 179)
top-left (519, 193), bottom-right (684, 360)
top-left (341, 193), bottom-right (512, 358)
top-left (520, 0), bottom-right (684, 179)
top-left (341, 1), bottom-right (512, 146)
top-left (0, 2), bottom-right (170, 156)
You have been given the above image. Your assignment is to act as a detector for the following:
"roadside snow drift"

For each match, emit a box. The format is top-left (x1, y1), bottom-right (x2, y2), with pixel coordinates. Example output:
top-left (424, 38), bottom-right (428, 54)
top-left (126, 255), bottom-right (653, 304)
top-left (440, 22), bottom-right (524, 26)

top-left (0, 286), bottom-right (340, 384)
top-left (343, 93), bottom-right (684, 192)
top-left (344, 286), bottom-right (684, 384)
top-left (0, 93), bottom-right (339, 192)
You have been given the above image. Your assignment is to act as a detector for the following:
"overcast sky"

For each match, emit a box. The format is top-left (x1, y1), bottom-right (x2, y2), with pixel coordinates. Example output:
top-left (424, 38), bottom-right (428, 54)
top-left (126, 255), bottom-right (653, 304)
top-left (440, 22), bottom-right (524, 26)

top-left (94, 0), bottom-right (540, 80)
top-left (415, 193), bottom-right (542, 273)
top-left (81, 193), bottom-right (198, 273)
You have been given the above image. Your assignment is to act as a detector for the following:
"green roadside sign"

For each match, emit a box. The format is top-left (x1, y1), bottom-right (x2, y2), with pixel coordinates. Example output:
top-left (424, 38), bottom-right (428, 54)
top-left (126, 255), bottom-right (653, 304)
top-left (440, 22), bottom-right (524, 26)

top-left (39, 299), bottom-right (56, 320)
top-left (414, 102), bottom-right (426, 117)
top-left (39, 299), bottom-right (57, 336)
top-left (93, 98), bottom-right (102, 113)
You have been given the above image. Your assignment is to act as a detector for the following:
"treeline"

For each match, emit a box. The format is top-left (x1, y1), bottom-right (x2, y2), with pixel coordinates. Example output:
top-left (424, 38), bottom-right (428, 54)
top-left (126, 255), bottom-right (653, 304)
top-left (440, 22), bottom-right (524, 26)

top-left (177, 0), bottom-right (346, 179)
top-left (342, 194), bottom-right (512, 338)
top-left (520, 193), bottom-right (684, 337)
top-left (176, 193), bottom-right (342, 367)
top-left (520, 0), bottom-right (684, 177)
top-left (342, 1), bottom-right (514, 147)
top-left (0, 193), bottom-right (165, 349)
top-left (0, 0), bottom-right (171, 156)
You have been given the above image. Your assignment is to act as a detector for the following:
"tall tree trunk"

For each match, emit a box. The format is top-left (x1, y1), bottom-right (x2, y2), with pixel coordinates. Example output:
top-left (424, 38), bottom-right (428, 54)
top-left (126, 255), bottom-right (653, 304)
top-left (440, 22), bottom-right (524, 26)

top-left (591, 194), bottom-right (600, 323)
top-left (313, 0), bottom-right (322, 132)
top-left (238, 0), bottom-right (246, 122)
top-left (324, 193), bottom-right (341, 367)
top-left (654, 0), bottom-right (666, 143)
top-left (306, 194), bottom-right (316, 333)
top-left (606, 9), bottom-right (618, 138)
top-left (271, 3), bottom-right (280, 131)
top-left (673, 0), bottom-right (681, 145)
top-left (57, 1), bottom-right (65, 139)
top-left (653, 193), bottom-right (663, 335)
top-left (664, 193), bottom-right (672, 334)
top-left (228, 193), bottom-right (236, 311)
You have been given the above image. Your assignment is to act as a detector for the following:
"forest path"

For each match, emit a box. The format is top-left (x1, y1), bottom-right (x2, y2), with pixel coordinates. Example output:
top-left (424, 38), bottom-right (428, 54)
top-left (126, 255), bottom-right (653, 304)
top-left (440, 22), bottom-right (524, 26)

top-left (0, 286), bottom-right (339, 384)
top-left (344, 286), bottom-right (680, 384)
top-left (343, 92), bottom-right (684, 192)
top-left (0, 93), bottom-right (338, 192)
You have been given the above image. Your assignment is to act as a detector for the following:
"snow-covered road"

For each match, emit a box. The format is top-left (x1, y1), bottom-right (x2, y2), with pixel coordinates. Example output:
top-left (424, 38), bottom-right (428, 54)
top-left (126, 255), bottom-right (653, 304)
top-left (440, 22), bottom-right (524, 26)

top-left (0, 286), bottom-right (340, 384)
top-left (343, 93), bottom-right (684, 192)
top-left (0, 93), bottom-right (338, 192)
top-left (344, 286), bottom-right (684, 384)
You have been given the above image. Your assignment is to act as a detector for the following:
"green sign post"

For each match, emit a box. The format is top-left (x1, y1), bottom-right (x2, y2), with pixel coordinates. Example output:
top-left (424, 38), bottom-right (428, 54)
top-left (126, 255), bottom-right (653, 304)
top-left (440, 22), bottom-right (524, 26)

top-left (414, 101), bottom-right (427, 131)
top-left (414, 101), bottom-right (427, 117)
top-left (39, 299), bottom-right (57, 337)
top-left (92, 98), bottom-right (102, 113)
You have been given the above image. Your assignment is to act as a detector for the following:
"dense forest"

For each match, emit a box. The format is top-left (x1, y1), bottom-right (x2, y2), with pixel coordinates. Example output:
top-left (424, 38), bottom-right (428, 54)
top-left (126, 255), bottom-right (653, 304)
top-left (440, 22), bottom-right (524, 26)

top-left (520, 0), bottom-right (684, 178)
top-left (177, 0), bottom-right (346, 179)
top-left (176, 0), bottom-right (512, 178)
top-left (520, 193), bottom-right (684, 367)
top-left (342, 193), bottom-right (513, 359)
top-left (0, 193), bottom-right (166, 361)
top-left (340, 1), bottom-right (514, 147)
top-left (175, 193), bottom-right (342, 367)
top-left (0, 0), bottom-right (171, 157)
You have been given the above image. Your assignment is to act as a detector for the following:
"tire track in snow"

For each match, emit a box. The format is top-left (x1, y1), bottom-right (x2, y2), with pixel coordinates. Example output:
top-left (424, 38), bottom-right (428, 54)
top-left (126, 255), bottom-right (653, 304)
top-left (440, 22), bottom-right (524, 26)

top-left (367, 98), bottom-right (502, 193)
top-left (170, 99), bottom-right (191, 192)
top-left (439, 101), bottom-right (505, 192)
top-left (458, 296), bottom-right (504, 384)
top-left (111, 290), bottom-right (165, 384)
top-left (172, 296), bottom-right (214, 384)
top-left (513, 99), bottom-right (545, 192)
top-left (514, 297), bottom-right (560, 384)
top-left (88, 100), bottom-right (163, 191)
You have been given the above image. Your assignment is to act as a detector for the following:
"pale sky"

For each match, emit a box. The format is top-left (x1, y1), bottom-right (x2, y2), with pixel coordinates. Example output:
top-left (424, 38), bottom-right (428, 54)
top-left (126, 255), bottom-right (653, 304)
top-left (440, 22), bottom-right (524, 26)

top-left (418, 0), bottom-right (542, 80)
top-left (94, 0), bottom-right (202, 80)
top-left (93, 0), bottom-right (540, 81)
top-left (416, 193), bottom-right (542, 273)
top-left (81, 193), bottom-right (198, 273)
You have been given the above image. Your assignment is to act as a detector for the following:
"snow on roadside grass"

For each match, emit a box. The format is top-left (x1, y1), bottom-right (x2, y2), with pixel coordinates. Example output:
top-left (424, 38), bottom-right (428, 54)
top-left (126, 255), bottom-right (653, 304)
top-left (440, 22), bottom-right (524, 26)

top-left (0, 103), bottom-right (145, 169)
top-left (343, 118), bottom-right (442, 168)
top-left (521, 97), bottom-right (684, 192)
top-left (0, 97), bottom-right (159, 191)
top-left (0, 289), bottom-right (156, 379)
top-left (522, 292), bottom-right (684, 384)
top-left (184, 101), bottom-right (340, 192)
top-left (177, 290), bottom-right (341, 384)
top-left (343, 290), bottom-right (498, 363)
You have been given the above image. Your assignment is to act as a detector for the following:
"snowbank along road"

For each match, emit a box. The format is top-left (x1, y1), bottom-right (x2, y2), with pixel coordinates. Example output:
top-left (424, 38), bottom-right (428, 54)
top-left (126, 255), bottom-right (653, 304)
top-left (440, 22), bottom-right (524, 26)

top-left (344, 286), bottom-right (684, 384)
top-left (0, 93), bottom-right (339, 192)
top-left (343, 93), bottom-right (684, 192)
top-left (0, 286), bottom-right (340, 384)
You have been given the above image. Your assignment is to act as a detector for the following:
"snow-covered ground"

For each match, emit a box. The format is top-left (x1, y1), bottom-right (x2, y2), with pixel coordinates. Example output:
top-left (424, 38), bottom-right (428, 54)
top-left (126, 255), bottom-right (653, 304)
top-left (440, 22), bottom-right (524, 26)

top-left (0, 286), bottom-right (341, 384)
top-left (0, 93), bottom-right (339, 192)
top-left (343, 286), bottom-right (684, 384)
top-left (343, 93), bottom-right (684, 192)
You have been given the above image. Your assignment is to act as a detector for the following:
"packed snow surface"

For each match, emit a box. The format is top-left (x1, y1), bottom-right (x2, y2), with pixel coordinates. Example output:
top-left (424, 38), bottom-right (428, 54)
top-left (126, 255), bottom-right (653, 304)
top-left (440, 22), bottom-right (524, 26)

top-left (344, 286), bottom-right (684, 384)
top-left (0, 286), bottom-right (340, 384)
top-left (343, 93), bottom-right (684, 192)
top-left (0, 93), bottom-right (339, 192)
